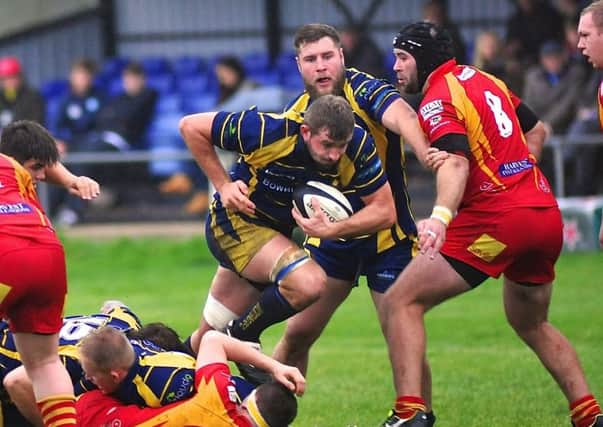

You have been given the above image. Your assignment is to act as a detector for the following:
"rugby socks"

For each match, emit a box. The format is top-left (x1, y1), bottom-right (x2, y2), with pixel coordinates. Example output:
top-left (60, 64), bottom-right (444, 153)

top-left (37, 394), bottom-right (76, 427)
top-left (570, 395), bottom-right (602, 427)
top-left (394, 395), bottom-right (427, 420)
top-left (230, 285), bottom-right (297, 342)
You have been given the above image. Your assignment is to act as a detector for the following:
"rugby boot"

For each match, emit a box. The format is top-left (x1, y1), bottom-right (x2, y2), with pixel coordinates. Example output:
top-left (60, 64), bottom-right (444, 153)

top-left (380, 410), bottom-right (431, 427)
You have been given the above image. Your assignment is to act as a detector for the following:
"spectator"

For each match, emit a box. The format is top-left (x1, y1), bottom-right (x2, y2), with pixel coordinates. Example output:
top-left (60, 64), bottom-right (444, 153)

top-left (159, 56), bottom-right (259, 216)
top-left (0, 56), bottom-right (45, 130)
top-left (340, 25), bottom-right (388, 79)
top-left (472, 30), bottom-right (524, 93)
top-left (55, 59), bottom-right (105, 152)
top-left (422, 0), bottom-right (468, 62)
top-left (522, 40), bottom-right (587, 135)
top-left (504, 0), bottom-right (565, 70)
top-left (51, 59), bottom-right (106, 225)
top-left (64, 62), bottom-right (158, 223)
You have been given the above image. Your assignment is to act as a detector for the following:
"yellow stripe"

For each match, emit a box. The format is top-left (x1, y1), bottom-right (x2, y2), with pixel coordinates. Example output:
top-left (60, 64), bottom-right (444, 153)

top-left (444, 72), bottom-right (505, 189)
top-left (246, 390), bottom-right (269, 427)
top-left (0, 283), bottom-right (11, 305)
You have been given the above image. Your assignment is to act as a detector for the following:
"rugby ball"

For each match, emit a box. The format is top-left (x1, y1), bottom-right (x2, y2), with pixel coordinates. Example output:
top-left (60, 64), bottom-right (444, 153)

top-left (292, 181), bottom-right (353, 222)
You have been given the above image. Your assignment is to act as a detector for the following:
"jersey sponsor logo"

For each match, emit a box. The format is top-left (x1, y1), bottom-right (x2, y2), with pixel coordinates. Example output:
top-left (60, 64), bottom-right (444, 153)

top-left (355, 160), bottom-right (382, 180)
top-left (228, 120), bottom-right (237, 136)
top-left (498, 159), bottom-right (533, 177)
top-left (456, 67), bottom-right (476, 81)
top-left (261, 178), bottom-right (294, 193)
top-left (429, 115), bottom-right (442, 127)
top-left (165, 373), bottom-right (194, 403)
top-left (420, 100), bottom-right (443, 120)
top-left (0, 202), bottom-right (32, 214)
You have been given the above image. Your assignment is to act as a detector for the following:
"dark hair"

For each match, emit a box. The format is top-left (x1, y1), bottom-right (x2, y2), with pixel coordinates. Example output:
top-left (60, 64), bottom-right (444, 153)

top-left (255, 382), bottom-right (297, 427)
top-left (126, 322), bottom-right (193, 355)
top-left (71, 58), bottom-right (97, 75)
top-left (303, 94), bottom-right (355, 142)
top-left (0, 120), bottom-right (59, 165)
top-left (216, 55), bottom-right (246, 81)
top-left (393, 21), bottom-right (455, 90)
top-left (123, 61), bottom-right (145, 76)
top-left (294, 23), bottom-right (341, 52)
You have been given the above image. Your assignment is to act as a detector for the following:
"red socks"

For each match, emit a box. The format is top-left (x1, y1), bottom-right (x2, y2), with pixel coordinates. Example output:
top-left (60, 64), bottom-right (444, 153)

top-left (37, 394), bottom-right (76, 427)
top-left (570, 395), bottom-right (602, 427)
top-left (394, 395), bottom-right (427, 420)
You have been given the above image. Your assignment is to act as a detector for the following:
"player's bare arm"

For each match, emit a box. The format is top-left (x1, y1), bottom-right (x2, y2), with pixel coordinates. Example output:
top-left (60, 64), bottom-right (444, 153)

top-left (46, 162), bottom-right (100, 200)
top-left (180, 112), bottom-right (255, 215)
top-left (381, 98), bottom-right (448, 168)
top-left (418, 153), bottom-right (468, 258)
top-left (523, 120), bottom-right (547, 162)
top-left (292, 182), bottom-right (395, 240)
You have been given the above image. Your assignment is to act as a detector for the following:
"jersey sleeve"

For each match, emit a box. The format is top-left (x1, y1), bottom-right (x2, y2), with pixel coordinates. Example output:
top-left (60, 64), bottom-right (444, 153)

top-left (348, 127), bottom-right (388, 197)
top-left (210, 108), bottom-right (289, 154)
top-left (419, 96), bottom-right (467, 144)
top-left (353, 77), bottom-right (401, 122)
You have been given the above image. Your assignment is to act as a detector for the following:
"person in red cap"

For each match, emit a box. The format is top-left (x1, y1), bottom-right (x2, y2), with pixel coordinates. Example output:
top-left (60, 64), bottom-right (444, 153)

top-left (0, 56), bottom-right (45, 130)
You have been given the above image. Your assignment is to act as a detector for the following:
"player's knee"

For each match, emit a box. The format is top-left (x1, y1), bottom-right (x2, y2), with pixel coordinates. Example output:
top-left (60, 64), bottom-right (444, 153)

top-left (203, 294), bottom-right (239, 332)
top-left (282, 262), bottom-right (326, 308)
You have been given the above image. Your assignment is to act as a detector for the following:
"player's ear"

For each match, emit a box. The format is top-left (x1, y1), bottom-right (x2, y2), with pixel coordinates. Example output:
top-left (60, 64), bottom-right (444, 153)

top-left (300, 123), bottom-right (311, 142)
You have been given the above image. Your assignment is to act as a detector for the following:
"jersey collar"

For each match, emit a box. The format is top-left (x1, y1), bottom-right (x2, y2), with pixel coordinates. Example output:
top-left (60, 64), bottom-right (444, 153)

top-left (424, 59), bottom-right (457, 92)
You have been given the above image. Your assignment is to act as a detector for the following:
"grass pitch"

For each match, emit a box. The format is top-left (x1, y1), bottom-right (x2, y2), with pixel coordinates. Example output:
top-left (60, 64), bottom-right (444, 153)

top-left (62, 236), bottom-right (602, 426)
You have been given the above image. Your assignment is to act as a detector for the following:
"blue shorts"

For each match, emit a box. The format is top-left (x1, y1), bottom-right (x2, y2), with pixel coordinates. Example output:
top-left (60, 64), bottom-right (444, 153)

top-left (305, 237), bottom-right (415, 293)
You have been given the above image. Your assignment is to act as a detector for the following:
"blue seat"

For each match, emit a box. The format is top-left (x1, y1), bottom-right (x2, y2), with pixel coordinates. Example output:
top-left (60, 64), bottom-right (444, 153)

top-left (172, 55), bottom-right (206, 77)
top-left (280, 74), bottom-right (304, 92)
top-left (146, 113), bottom-right (186, 177)
top-left (107, 78), bottom-right (124, 97)
top-left (146, 73), bottom-right (175, 94)
top-left (155, 94), bottom-right (182, 114)
top-left (181, 94), bottom-right (217, 114)
top-left (45, 97), bottom-right (64, 136)
top-left (242, 52), bottom-right (270, 73)
top-left (276, 51), bottom-right (297, 73)
top-left (140, 56), bottom-right (171, 75)
top-left (40, 79), bottom-right (69, 100)
top-left (101, 57), bottom-right (129, 78)
top-left (248, 69), bottom-right (280, 86)
top-left (178, 74), bottom-right (211, 95)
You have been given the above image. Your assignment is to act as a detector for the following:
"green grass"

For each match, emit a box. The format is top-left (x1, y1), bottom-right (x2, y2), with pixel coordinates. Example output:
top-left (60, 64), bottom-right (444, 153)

top-left (62, 236), bottom-right (603, 426)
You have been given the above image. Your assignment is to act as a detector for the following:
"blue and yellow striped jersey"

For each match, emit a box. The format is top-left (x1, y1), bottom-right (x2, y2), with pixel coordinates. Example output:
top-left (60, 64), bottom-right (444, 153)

top-left (101, 338), bottom-right (196, 407)
top-left (285, 68), bottom-right (418, 249)
top-left (211, 107), bottom-right (387, 235)
top-left (0, 306), bottom-right (142, 385)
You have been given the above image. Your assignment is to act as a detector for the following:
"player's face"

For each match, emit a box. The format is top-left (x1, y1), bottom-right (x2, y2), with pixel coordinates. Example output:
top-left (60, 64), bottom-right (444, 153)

top-left (80, 355), bottom-right (121, 394)
top-left (578, 12), bottom-right (603, 68)
top-left (392, 48), bottom-right (420, 94)
top-left (22, 158), bottom-right (47, 184)
top-left (301, 124), bottom-right (349, 170)
top-left (296, 37), bottom-right (346, 99)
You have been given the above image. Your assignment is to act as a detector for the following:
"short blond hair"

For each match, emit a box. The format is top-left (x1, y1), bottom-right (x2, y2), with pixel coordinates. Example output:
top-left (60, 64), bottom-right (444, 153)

top-left (79, 326), bottom-right (135, 372)
top-left (582, 1), bottom-right (603, 31)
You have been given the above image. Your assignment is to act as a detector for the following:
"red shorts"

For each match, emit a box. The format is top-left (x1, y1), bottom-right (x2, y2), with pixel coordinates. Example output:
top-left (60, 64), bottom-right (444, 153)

top-left (441, 206), bottom-right (562, 284)
top-left (0, 233), bottom-right (66, 333)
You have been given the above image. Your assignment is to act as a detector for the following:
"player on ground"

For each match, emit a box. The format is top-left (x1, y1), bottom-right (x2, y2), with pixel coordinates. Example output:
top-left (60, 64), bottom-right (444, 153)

top-left (381, 22), bottom-right (603, 427)
top-left (578, 0), bottom-right (603, 249)
top-left (267, 23), bottom-right (438, 423)
top-left (0, 120), bottom-right (100, 427)
top-left (180, 95), bottom-right (395, 369)
top-left (76, 330), bottom-right (305, 427)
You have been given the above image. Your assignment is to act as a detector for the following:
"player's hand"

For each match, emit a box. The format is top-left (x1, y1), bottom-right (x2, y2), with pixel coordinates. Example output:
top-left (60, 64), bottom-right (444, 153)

top-left (68, 176), bottom-right (100, 200)
top-left (218, 180), bottom-right (255, 215)
top-left (417, 217), bottom-right (447, 259)
top-left (425, 147), bottom-right (449, 172)
top-left (292, 197), bottom-right (337, 239)
top-left (271, 362), bottom-right (306, 396)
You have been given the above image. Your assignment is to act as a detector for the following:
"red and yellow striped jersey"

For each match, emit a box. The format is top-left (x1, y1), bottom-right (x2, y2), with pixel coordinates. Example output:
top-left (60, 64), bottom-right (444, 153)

top-left (418, 59), bottom-right (557, 211)
top-left (0, 153), bottom-right (57, 242)
top-left (598, 80), bottom-right (603, 129)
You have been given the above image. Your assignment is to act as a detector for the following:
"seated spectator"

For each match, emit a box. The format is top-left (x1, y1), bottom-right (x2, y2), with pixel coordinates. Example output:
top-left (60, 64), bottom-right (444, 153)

top-left (340, 24), bottom-right (387, 79)
top-left (159, 56), bottom-right (259, 216)
top-left (564, 69), bottom-right (603, 196)
top-left (61, 62), bottom-right (158, 223)
top-left (55, 59), bottom-right (106, 152)
top-left (472, 30), bottom-right (524, 93)
top-left (422, 0), bottom-right (468, 63)
top-left (522, 40), bottom-right (587, 135)
top-left (0, 56), bottom-right (45, 130)
top-left (51, 59), bottom-right (106, 225)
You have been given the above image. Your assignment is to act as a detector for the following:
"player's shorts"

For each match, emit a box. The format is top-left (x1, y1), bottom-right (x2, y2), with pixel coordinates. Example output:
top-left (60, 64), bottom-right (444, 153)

top-left (0, 233), bottom-right (66, 334)
top-left (441, 205), bottom-right (562, 285)
top-left (305, 236), bottom-right (415, 293)
top-left (205, 205), bottom-right (282, 274)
